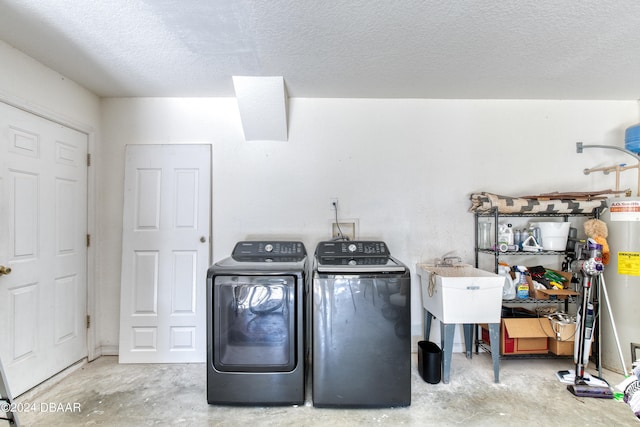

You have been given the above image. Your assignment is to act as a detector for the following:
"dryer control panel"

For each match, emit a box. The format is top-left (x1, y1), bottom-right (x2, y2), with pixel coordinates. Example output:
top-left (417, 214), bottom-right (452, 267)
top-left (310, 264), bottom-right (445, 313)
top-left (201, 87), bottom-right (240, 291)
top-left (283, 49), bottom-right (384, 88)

top-left (232, 241), bottom-right (306, 257)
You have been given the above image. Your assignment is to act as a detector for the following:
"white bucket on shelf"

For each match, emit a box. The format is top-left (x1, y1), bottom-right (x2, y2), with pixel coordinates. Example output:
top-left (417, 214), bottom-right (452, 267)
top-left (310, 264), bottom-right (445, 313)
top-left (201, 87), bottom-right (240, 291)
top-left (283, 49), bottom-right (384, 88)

top-left (530, 222), bottom-right (571, 251)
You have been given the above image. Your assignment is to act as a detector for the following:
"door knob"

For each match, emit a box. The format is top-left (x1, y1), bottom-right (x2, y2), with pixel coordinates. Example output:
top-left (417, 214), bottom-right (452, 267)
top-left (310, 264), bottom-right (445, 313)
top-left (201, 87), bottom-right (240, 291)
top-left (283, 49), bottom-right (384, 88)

top-left (0, 266), bottom-right (11, 275)
top-left (200, 236), bottom-right (207, 243)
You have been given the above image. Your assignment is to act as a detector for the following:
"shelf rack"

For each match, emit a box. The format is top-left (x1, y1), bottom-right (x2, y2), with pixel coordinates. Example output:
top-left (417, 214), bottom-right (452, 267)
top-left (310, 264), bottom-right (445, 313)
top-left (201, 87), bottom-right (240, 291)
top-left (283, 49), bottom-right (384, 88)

top-left (472, 206), bottom-right (601, 359)
top-left (474, 208), bottom-right (600, 273)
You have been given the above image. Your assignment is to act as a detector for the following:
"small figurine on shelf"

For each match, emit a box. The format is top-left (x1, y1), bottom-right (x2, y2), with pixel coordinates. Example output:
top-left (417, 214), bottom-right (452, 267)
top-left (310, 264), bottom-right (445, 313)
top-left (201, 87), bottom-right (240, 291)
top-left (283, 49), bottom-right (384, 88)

top-left (584, 218), bottom-right (610, 265)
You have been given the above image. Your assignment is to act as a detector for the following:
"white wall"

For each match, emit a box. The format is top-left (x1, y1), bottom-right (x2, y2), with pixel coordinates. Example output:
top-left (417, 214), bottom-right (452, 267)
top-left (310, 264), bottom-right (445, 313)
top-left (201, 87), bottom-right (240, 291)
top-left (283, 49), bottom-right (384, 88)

top-left (101, 97), bottom-right (640, 352)
top-left (0, 40), bottom-right (100, 128)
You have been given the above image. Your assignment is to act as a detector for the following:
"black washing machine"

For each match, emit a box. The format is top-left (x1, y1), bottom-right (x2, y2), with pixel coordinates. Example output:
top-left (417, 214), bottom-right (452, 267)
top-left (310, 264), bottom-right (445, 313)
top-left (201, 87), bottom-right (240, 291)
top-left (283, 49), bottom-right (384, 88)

top-left (206, 241), bottom-right (307, 405)
top-left (312, 240), bottom-right (411, 407)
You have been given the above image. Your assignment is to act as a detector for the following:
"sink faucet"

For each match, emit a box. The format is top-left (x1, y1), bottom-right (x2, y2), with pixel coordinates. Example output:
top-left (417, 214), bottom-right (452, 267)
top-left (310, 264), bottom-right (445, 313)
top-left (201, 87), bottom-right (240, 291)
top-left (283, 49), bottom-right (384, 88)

top-left (436, 256), bottom-right (462, 267)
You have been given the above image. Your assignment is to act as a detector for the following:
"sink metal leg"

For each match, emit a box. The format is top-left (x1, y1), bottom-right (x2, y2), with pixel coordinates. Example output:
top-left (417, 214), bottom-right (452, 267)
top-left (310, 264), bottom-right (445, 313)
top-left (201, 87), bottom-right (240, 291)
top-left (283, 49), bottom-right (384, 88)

top-left (463, 324), bottom-right (473, 359)
top-left (427, 317), bottom-right (499, 384)
top-left (423, 309), bottom-right (434, 341)
top-left (489, 323), bottom-right (500, 383)
top-left (440, 323), bottom-right (455, 384)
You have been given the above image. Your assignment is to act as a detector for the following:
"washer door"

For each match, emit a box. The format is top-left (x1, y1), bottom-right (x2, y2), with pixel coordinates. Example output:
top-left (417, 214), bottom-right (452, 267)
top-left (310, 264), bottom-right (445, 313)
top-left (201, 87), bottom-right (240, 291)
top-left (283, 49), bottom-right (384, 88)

top-left (213, 275), bottom-right (296, 372)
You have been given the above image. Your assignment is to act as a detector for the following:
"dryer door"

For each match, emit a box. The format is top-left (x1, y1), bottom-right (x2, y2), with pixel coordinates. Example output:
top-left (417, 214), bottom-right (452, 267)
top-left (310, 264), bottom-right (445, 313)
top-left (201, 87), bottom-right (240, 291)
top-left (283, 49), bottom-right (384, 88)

top-left (213, 275), bottom-right (296, 372)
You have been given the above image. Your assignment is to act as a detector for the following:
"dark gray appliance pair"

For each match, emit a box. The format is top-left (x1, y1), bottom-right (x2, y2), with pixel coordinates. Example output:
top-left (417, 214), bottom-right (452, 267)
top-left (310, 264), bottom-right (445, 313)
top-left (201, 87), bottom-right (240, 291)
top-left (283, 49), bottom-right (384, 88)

top-left (206, 241), bottom-right (307, 405)
top-left (312, 240), bottom-right (411, 407)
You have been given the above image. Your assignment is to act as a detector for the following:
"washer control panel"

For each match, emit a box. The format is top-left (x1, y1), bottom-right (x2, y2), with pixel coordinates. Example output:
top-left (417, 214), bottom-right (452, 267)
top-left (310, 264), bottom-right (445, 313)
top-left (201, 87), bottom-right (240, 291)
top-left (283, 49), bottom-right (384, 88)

top-left (316, 241), bottom-right (389, 257)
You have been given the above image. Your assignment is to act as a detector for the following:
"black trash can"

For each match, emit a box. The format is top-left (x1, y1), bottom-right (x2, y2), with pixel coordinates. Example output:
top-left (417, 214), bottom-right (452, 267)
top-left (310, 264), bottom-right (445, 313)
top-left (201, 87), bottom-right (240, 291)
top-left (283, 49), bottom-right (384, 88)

top-left (418, 340), bottom-right (442, 384)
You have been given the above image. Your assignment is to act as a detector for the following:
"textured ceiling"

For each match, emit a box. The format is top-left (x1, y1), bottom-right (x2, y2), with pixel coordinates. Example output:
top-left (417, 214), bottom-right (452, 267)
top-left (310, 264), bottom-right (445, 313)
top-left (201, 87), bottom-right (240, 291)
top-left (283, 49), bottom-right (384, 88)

top-left (1, 0), bottom-right (640, 100)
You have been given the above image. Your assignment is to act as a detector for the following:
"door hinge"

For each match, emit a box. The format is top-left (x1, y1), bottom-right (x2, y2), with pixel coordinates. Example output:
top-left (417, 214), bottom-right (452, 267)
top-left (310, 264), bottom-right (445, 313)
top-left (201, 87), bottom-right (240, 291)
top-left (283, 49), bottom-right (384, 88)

top-left (87, 153), bottom-right (91, 167)
top-left (86, 315), bottom-right (91, 329)
top-left (86, 234), bottom-right (91, 247)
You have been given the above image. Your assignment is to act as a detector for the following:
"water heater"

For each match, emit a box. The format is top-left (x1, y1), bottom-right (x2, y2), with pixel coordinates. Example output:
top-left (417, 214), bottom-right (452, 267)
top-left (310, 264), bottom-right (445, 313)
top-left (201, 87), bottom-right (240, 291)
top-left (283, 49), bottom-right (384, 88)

top-left (601, 198), bottom-right (640, 373)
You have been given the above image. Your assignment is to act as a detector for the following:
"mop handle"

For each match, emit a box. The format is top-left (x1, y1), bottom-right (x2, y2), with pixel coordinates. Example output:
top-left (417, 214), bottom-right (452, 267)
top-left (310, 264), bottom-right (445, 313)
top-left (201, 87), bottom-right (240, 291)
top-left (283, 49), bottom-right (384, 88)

top-left (600, 275), bottom-right (629, 376)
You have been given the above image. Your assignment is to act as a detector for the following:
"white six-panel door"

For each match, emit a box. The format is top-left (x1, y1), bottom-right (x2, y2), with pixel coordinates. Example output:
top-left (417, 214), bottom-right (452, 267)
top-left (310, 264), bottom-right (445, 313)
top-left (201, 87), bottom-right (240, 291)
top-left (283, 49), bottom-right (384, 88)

top-left (119, 144), bottom-right (211, 363)
top-left (0, 102), bottom-right (88, 396)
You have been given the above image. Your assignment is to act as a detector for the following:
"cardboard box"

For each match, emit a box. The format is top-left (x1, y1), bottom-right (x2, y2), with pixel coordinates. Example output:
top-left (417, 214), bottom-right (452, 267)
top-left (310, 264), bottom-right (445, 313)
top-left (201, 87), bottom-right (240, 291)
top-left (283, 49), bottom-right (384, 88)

top-left (527, 270), bottom-right (577, 300)
top-left (481, 318), bottom-right (548, 355)
top-left (501, 318), bottom-right (549, 355)
top-left (542, 319), bottom-right (576, 341)
top-left (545, 321), bottom-right (578, 356)
top-left (481, 298), bottom-right (579, 356)
top-left (481, 317), bottom-right (575, 355)
top-left (532, 288), bottom-right (579, 300)
top-left (549, 338), bottom-right (574, 356)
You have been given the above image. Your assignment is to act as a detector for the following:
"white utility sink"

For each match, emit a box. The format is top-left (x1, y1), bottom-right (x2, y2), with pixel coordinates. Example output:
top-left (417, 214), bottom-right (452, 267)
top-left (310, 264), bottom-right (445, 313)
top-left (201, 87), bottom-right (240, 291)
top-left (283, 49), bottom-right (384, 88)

top-left (416, 263), bottom-right (503, 324)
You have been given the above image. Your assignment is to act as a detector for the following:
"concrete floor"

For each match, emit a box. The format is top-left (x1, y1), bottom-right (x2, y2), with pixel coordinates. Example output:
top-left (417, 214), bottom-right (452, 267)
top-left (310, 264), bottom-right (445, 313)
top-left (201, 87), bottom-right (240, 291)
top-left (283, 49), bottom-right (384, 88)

top-left (14, 353), bottom-right (639, 426)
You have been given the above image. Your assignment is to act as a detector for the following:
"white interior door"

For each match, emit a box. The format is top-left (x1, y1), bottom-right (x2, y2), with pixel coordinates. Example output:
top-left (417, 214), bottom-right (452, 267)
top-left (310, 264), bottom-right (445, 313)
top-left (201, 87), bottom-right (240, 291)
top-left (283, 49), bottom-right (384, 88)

top-left (119, 144), bottom-right (211, 363)
top-left (0, 102), bottom-right (88, 396)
